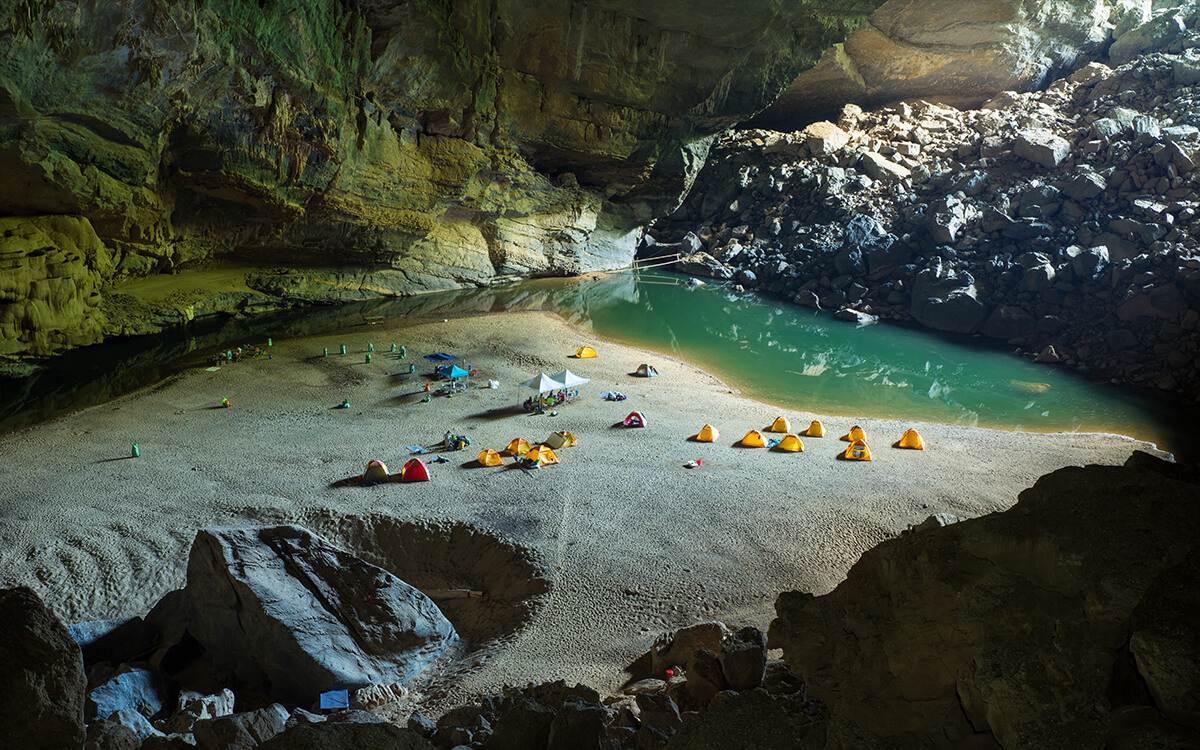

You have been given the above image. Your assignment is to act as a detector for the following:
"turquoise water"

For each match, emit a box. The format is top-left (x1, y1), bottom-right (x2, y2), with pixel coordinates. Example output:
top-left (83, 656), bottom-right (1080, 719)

top-left (2, 268), bottom-right (1185, 455)
top-left (496, 270), bottom-right (1181, 450)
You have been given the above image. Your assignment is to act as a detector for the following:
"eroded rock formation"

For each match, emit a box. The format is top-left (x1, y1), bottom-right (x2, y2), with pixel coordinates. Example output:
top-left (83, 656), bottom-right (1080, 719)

top-left (0, 0), bottom-right (865, 359)
top-left (769, 454), bottom-right (1200, 748)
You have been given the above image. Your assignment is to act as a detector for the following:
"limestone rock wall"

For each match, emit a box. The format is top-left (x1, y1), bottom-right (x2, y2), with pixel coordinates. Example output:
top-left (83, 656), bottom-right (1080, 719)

top-left (750, 0), bottom-right (1152, 129)
top-left (769, 456), bottom-right (1200, 749)
top-left (0, 0), bottom-right (859, 358)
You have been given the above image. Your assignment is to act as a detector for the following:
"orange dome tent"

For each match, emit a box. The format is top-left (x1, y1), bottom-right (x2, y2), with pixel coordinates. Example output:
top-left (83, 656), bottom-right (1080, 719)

top-left (400, 457), bottom-right (430, 481)
top-left (805, 420), bottom-right (825, 437)
top-left (842, 425), bottom-right (867, 442)
top-left (573, 346), bottom-right (598, 358)
top-left (897, 428), bottom-right (926, 450)
top-left (504, 438), bottom-right (532, 456)
top-left (477, 449), bottom-right (503, 466)
top-left (741, 430), bottom-right (767, 447)
top-left (843, 439), bottom-right (872, 461)
top-left (769, 416), bottom-right (791, 433)
top-left (522, 444), bottom-right (560, 468)
top-left (695, 424), bottom-right (719, 442)
top-left (775, 434), bottom-right (804, 452)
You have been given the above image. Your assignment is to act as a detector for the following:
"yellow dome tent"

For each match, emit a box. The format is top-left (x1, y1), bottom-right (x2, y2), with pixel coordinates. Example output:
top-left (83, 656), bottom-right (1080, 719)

top-left (843, 439), bottom-right (872, 461)
top-left (544, 431), bottom-right (578, 449)
top-left (805, 420), bottom-right (825, 437)
top-left (362, 460), bottom-right (390, 485)
top-left (504, 438), bottom-right (532, 456)
top-left (741, 429), bottom-right (767, 447)
top-left (842, 425), bottom-right (867, 442)
top-left (523, 445), bottom-right (560, 467)
top-left (775, 434), bottom-right (804, 452)
top-left (477, 449), bottom-right (503, 466)
top-left (769, 416), bottom-right (791, 433)
top-left (897, 428), bottom-right (926, 450)
top-left (696, 424), bottom-right (719, 442)
top-left (573, 346), bottom-right (598, 358)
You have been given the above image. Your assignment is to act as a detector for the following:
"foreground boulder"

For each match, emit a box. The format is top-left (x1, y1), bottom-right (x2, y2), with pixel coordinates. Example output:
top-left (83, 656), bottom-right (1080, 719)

top-left (0, 586), bottom-right (87, 750)
top-left (770, 454), bottom-right (1200, 748)
top-left (183, 525), bottom-right (457, 707)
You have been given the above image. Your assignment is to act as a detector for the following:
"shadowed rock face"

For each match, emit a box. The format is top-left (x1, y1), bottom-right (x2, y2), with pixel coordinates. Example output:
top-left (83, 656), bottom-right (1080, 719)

top-left (769, 455), bottom-right (1200, 749)
top-left (0, 0), bottom-right (859, 357)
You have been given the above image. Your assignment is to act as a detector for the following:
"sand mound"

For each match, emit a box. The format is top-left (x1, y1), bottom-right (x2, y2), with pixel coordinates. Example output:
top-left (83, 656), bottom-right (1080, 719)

top-left (304, 513), bottom-right (550, 647)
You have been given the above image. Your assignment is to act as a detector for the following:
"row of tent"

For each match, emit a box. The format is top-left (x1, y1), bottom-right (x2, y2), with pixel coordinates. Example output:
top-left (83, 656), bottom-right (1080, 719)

top-left (476, 431), bottom-right (580, 468)
top-left (361, 458), bottom-right (429, 484)
top-left (694, 420), bottom-right (926, 461)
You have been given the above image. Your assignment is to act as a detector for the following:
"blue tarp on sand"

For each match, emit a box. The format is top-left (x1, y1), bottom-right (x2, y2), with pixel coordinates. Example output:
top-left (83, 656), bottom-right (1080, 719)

top-left (424, 352), bottom-right (458, 361)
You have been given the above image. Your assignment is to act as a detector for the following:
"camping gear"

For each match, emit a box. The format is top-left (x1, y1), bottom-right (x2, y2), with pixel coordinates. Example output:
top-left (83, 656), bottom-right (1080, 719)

top-left (362, 460), bottom-right (390, 485)
top-left (573, 346), bottom-right (598, 358)
top-left (623, 411), bottom-right (647, 428)
top-left (634, 363), bottom-right (658, 377)
top-left (368, 343), bottom-right (374, 352)
top-left (320, 689), bottom-right (349, 713)
top-left (340, 345), bottom-right (346, 354)
top-left (424, 352), bottom-right (458, 362)
top-left (477, 449), bottom-right (503, 466)
top-left (601, 392), bottom-right (627, 402)
top-left (401, 458), bottom-right (430, 481)
top-left (844, 439), bottom-right (872, 461)
top-left (805, 420), bottom-right (825, 437)
top-left (550, 369), bottom-right (590, 387)
top-left (407, 445), bottom-right (428, 454)
top-left (842, 425), bottom-right (867, 442)
top-left (504, 438), bottom-right (533, 456)
top-left (684, 459), bottom-right (701, 468)
top-left (431, 456), bottom-right (449, 463)
top-left (339, 399), bottom-right (350, 408)
top-left (740, 430), bottom-right (767, 447)
top-left (221, 398), bottom-right (230, 408)
top-left (776, 434), bottom-right (805, 452)
top-left (522, 445), bottom-right (559, 468)
top-left (521, 372), bottom-right (565, 393)
top-left (440, 364), bottom-right (470, 380)
top-left (769, 416), bottom-right (791, 433)
top-left (898, 428), bottom-right (926, 449)
top-left (444, 432), bottom-right (471, 451)
top-left (366, 353), bottom-right (371, 363)
top-left (544, 431), bottom-right (577, 449)
top-left (131, 443), bottom-right (140, 458)
top-left (696, 424), bottom-right (719, 442)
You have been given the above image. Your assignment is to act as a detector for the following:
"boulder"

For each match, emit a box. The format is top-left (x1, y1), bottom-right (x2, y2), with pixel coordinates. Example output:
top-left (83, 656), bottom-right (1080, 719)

top-left (1129, 551), bottom-right (1200, 731)
top-left (1110, 8), bottom-right (1191, 65)
top-left (158, 689), bottom-right (236, 735)
top-left (802, 121), bottom-right (850, 156)
top-left (0, 586), bottom-right (87, 750)
top-left (647, 621), bottom-right (731, 679)
top-left (980, 305), bottom-right (1036, 340)
top-left (684, 648), bottom-right (728, 708)
top-left (860, 151), bottom-right (911, 182)
top-left (192, 704), bottom-right (289, 750)
top-left (1072, 245), bottom-right (1110, 281)
top-left (109, 708), bottom-right (164, 742)
top-left (719, 627), bottom-right (767, 691)
top-left (86, 665), bottom-right (166, 724)
top-left (833, 308), bottom-right (878, 326)
top-left (909, 260), bottom-right (986, 334)
top-left (83, 717), bottom-right (140, 750)
top-left (182, 526), bottom-right (457, 706)
top-left (674, 252), bottom-right (734, 280)
top-left (1013, 128), bottom-right (1070, 168)
top-left (770, 457), bottom-right (1200, 749)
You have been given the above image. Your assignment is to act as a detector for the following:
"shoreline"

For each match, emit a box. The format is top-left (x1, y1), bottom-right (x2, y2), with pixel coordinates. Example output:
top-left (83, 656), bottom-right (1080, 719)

top-left (0, 309), bottom-right (1169, 712)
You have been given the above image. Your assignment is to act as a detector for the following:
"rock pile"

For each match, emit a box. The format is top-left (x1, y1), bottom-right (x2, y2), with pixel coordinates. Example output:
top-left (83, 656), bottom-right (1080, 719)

top-left (415, 622), bottom-right (827, 750)
top-left (648, 21), bottom-right (1200, 400)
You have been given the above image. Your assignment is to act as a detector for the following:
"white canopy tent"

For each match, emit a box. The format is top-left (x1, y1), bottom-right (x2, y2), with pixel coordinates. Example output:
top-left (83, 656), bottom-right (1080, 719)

top-left (520, 372), bottom-right (565, 393)
top-left (550, 369), bottom-right (590, 387)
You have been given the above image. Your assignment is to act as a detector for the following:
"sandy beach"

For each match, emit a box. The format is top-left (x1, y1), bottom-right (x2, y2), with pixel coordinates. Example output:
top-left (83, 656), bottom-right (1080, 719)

top-left (0, 310), bottom-right (1165, 713)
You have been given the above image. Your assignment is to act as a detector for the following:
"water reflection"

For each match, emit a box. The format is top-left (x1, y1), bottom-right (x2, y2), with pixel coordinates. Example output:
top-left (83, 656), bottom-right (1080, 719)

top-left (0, 269), bottom-right (1187, 458)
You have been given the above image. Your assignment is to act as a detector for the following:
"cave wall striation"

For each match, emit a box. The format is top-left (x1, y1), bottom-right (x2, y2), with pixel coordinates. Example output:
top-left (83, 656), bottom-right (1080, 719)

top-left (0, 0), bottom-right (859, 357)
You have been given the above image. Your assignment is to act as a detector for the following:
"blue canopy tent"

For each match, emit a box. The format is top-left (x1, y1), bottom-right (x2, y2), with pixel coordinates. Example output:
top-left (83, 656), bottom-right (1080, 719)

top-left (444, 365), bottom-right (470, 380)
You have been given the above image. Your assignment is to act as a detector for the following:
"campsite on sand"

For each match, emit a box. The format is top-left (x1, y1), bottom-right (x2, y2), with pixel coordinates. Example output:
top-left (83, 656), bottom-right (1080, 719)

top-left (0, 310), bottom-right (1165, 713)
